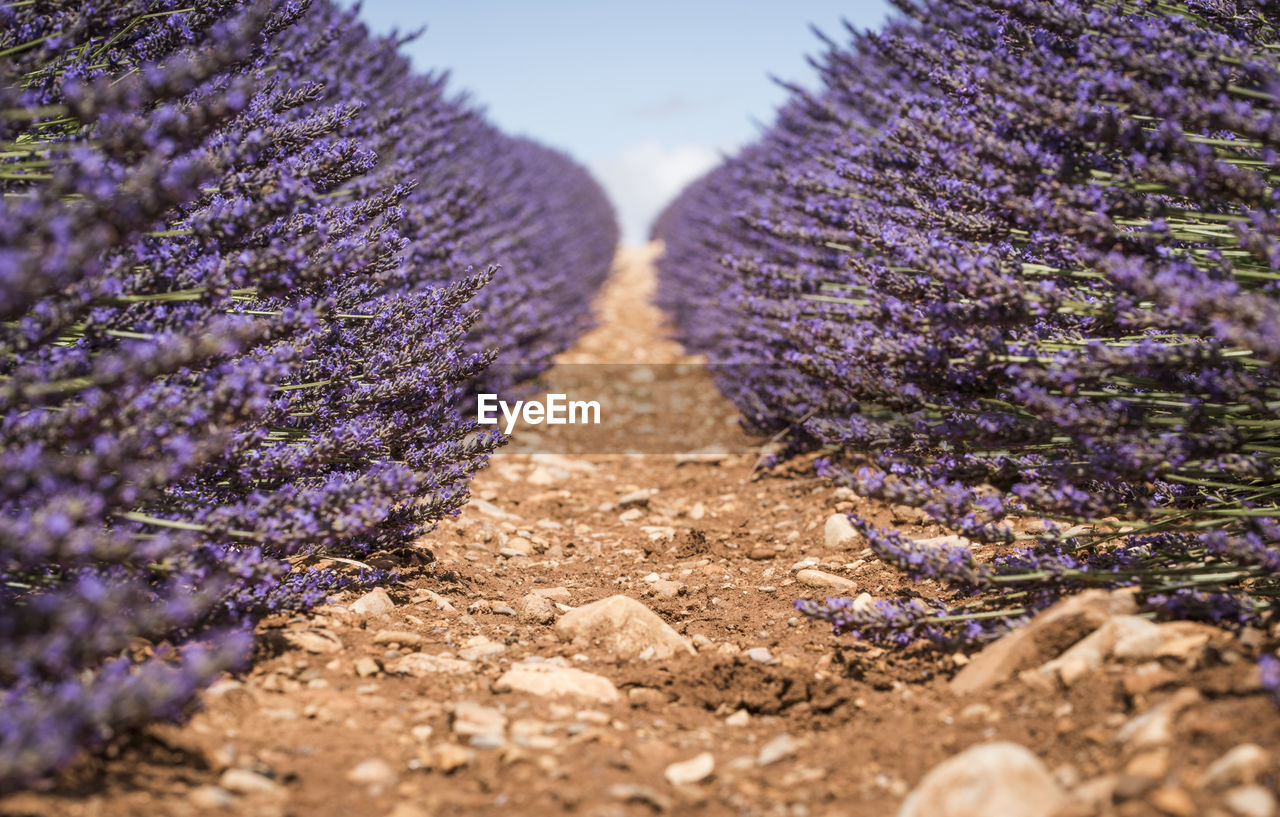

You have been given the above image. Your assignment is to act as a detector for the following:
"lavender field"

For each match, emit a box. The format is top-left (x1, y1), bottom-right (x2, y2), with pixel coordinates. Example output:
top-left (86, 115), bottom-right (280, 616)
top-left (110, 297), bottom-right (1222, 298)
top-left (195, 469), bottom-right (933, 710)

top-left (2, 2), bottom-right (1279, 816)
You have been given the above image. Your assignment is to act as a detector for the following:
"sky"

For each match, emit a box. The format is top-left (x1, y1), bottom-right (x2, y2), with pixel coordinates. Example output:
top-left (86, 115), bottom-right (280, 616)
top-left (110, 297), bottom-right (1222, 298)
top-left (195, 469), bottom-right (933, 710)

top-left (351, 1), bottom-right (895, 244)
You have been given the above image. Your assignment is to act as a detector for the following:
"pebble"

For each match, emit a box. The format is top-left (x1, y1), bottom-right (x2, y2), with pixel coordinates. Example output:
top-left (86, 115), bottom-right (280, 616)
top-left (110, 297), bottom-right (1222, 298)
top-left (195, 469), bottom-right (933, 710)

top-left (372, 629), bottom-right (422, 648)
top-left (531, 586), bottom-right (572, 604)
top-left (795, 569), bottom-right (857, 593)
top-left (748, 548), bottom-right (775, 560)
top-left (897, 742), bottom-right (1065, 817)
top-left (1204, 744), bottom-right (1272, 789)
top-left (188, 785), bottom-right (235, 808)
top-left (452, 701), bottom-right (507, 738)
top-left (1114, 688), bottom-right (1200, 749)
top-left (554, 595), bottom-right (695, 660)
top-left (353, 657), bottom-right (380, 678)
top-left (1147, 786), bottom-right (1197, 817)
top-left (283, 629), bottom-right (344, 654)
top-left (616, 490), bottom-right (653, 508)
top-left (386, 652), bottom-right (475, 676)
top-left (757, 734), bottom-right (800, 766)
top-left (219, 768), bottom-right (285, 797)
top-left (724, 710), bottom-right (750, 727)
top-left (498, 548), bottom-right (528, 558)
top-left (664, 752), bottom-right (715, 786)
top-left (824, 513), bottom-right (859, 549)
top-left (427, 743), bottom-right (475, 773)
top-left (458, 638), bottom-right (507, 662)
top-left (492, 605), bottom-right (517, 616)
top-left (518, 593), bottom-right (557, 624)
top-left (607, 783), bottom-right (673, 812)
top-left (744, 647), bottom-right (773, 663)
top-left (649, 580), bottom-right (683, 599)
top-left (1225, 785), bottom-right (1277, 817)
top-left (350, 588), bottom-right (396, 617)
top-left (494, 663), bottom-right (620, 703)
top-left (347, 758), bottom-right (397, 786)
top-left (619, 508), bottom-right (644, 523)
top-left (504, 536), bottom-right (535, 555)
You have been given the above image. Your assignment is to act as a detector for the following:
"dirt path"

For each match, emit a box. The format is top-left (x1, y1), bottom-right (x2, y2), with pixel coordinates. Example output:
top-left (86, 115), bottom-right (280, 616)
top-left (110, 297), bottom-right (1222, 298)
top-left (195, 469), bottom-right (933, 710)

top-left (5, 247), bottom-right (1276, 817)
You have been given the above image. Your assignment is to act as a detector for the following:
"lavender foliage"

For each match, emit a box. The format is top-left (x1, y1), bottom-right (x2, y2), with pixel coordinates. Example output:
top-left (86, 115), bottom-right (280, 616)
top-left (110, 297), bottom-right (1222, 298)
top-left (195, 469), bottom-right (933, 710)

top-left (0, 1), bottom-right (615, 790)
top-left (655, 0), bottom-right (1280, 646)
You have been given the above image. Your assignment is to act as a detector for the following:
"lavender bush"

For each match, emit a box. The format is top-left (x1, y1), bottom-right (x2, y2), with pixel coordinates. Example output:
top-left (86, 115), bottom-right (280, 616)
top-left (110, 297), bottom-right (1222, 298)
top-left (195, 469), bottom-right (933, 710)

top-left (655, 0), bottom-right (1280, 647)
top-left (0, 0), bottom-right (614, 789)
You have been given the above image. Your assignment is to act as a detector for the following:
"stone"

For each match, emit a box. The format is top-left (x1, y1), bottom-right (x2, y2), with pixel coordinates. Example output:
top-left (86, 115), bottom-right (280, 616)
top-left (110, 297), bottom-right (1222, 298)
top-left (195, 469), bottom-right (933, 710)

top-left (618, 508), bottom-right (644, 523)
top-left (824, 514), bottom-right (859, 548)
top-left (1039, 615), bottom-right (1159, 687)
top-left (518, 593), bottom-right (557, 624)
top-left (532, 586), bottom-right (573, 604)
top-left (757, 734), bottom-right (800, 766)
top-left (607, 784), bottom-right (673, 812)
top-left (347, 758), bottom-right (397, 786)
top-left (1147, 787), bottom-right (1197, 817)
top-left (504, 536), bottom-right (535, 556)
top-left (724, 710), bottom-right (750, 727)
top-left (353, 657), bottom-right (380, 678)
top-left (468, 499), bottom-right (518, 520)
top-left (664, 752), bottom-right (715, 786)
top-left (428, 743), bottom-right (475, 773)
top-left (744, 647), bottom-right (773, 663)
top-left (617, 490), bottom-right (653, 508)
top-left (283, 629), bottom-right (343, 654)
top-left (649, 580), bottom-right (682, 599)
top-left (351, 588), bottom-right (396, 617)
top-left (452, 701), bottom-right (507, 738)
top-left (1204, 744), bottom-right (1271, 790)
top-left (414, 588), bottom-right (457, 612)
top-left (554, 595), bottom-right (695, 660)
top-left (219, 768), bottom-right (284, 797)
top-left (1114, 688), bottom-right (1200, 749)
top-left (951, 589), bottom-right (1138, 695)
top-left (1224, 785), bottom-right (1277, 817)
top-left (372, 629), bottom-right (423, 648)
top-left (1112, 621), bottom-right (1220, 661)
top-left (897, 742), bottom-right (1065, 817)
top-left (386, 652), bottom-right (475, 676)
top-left (494, 663), bottom-right (620, 703)
top-left (188, 785), bottom-right (235, 809)
top-left (458, 638), bottom-right (506, 662)
top-left (795, 569), bottom-right (856, 593)
top-left (748, 548), bottom-right (775, 560)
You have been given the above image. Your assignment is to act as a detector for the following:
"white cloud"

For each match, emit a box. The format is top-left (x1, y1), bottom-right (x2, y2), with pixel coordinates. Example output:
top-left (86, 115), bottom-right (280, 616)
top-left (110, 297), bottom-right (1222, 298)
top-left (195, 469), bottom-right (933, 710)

top-left (589, 141), bottom-right (724, 245)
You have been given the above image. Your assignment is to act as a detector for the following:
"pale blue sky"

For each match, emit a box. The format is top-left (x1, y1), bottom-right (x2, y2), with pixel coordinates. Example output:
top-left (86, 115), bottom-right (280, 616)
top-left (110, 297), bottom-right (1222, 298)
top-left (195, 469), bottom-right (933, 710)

top-left (351, 2), bottom-right (894, 243)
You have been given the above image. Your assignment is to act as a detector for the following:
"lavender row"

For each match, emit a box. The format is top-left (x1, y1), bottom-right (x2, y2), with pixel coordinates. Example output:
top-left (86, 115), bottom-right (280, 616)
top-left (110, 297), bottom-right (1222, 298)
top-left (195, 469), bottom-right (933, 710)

top-left (0, 0), bottom-right (615, 790)
top-left (655, 0), bottom-right (1280, 646)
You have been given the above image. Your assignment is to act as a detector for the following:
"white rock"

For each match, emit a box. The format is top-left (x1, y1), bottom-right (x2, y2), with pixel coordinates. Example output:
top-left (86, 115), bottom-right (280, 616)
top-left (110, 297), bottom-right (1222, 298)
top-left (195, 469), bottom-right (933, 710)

top-left (1205, 744), bottom-right (1273, 790)
top-left (897, 742), bottom-right (1065, 817)
top-left (346, 758), bottom-right (397, 786)
top-left (468, 499), bottom-right (518, 520)
top-left (757, 734), bottom-right (800, 766)
top-left (664, 752), bottom-right (715, 786)
top-left (283, 629), bottom-right (343, 654)
top-left (452, 701), bottom-right (507, 738)
top-left (386, 652), bottom-right (475, 677)
top-left (188, 785), bottom-right (235, 809)
top-left (824, 514), bottom-right (859, 549)
top-left (219, 768), bottom-right (284, 797)
top-left (1226, 785), bottom-right (1277, 817)
top-left (744, 647), bottom-right (773, 663)
top-left (1039, 615), bottom-right (1158, 686)
top-left (795, 569), bottom-right (857, 592)
top-left (1114, 688), bottom-right (1200, 749)
top-left (724, 710), bottom-right (750, 727)
top-left (350, 588), bottom-right (396, 617)
top-left (494, 663), bottom-right (620, 703)
top-left (518, 592), bottom-right (557, 624)
top-left (554, 595), bottom-right (694, 660)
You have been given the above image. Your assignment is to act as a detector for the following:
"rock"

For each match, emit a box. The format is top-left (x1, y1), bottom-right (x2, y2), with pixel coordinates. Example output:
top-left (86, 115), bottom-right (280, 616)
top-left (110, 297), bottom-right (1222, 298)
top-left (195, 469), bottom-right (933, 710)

top-left (414, 588), bottom-right (457, 612)
top-left (188, 785), bottom-right (235, 809)
top-left (951, 590), bottom-right (1138, 695)
top-left (1039, 615), bottom-right (1158, 687)
top-left (458, 638), bottom-right (506, 662)
top-left (757, 734), bottom-right (800, 766)
top-left (1148, 787), bottom-right (1197, 817)
top-left (427, 743), bottom-right (475, 773)
top-left (619, 508), bottom-right (644, 523)
top-left (554, 595), bottom-right (695, 660)
top-left (531, 586), bottom-right (572, 604)
top-left (1112, 621), bottom-right (1221, 662)
top-left (744, 647), bottom-right (773, 663)
top-left (1114, 688), bottom-right (1200, 749)
top-left (795, 569), bottom-right (857, 593)
top-left (517, 593), bottom-right (557, 624)
top-left (504, 536), bottom-right (535, 556)
top-left (469, 499), bottom-right (518, 520)
top-left (494, 663), bottom-right (620, 703)
top-left (665, 752), bottom-right (715, 786)
top-left (347, 758), bottom-right (397, 786)
top-left (607, 783), bottom-right (673, 812)
top-left (824, 514), bottom-right (859, 549)
top-left (748, 548), bottom-right (775, 560)
top-left (1225, 785), bottom-right (1276, 817)
top-left (386, 652), bottom-right (475, 676)
top-left (724, 710), bottom-right (750, 727)
top-left (372, 629), bottom-right (423, 648)
top-left (1203, 744), bottom-right (1272, 791)
top-left (283, 629), bottom-right (343, 654)
top-left (219, 768), bottom-right (285, 797)
top-left (648, 580), bottom-right (683, 599)
top-left (351, 588), bottom-right (396, 617)
top-left (528, 465), bottom-right (571, 485)
top-left (452, 701), bottom-right (507, 738)
top-left (353, 657), bottom-right (380, 678)
top-left (617, 490), bottom-right (653, 508)
top-left (492, 604), bottom-right (517, 616)
top-left (897, 742), bottom-right (1065, 817)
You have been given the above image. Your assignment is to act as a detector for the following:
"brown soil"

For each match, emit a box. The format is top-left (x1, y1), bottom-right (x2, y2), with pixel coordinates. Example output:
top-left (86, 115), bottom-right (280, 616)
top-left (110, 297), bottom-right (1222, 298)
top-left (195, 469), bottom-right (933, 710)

top-left (4, 245), bottom-right (1277, 817)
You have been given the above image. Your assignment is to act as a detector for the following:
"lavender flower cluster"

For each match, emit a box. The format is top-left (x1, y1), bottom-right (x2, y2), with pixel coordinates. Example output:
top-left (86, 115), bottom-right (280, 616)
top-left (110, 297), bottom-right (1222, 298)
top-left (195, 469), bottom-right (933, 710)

top-left (655, 0), bottom-right (1280, 646)
top-left (0, 0), bottom-right (615, 790)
